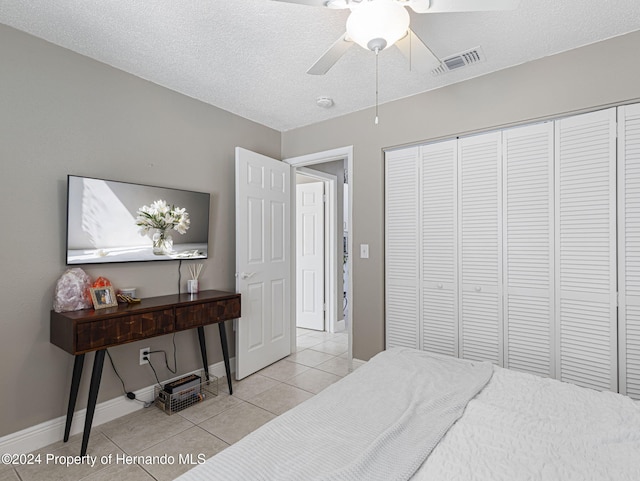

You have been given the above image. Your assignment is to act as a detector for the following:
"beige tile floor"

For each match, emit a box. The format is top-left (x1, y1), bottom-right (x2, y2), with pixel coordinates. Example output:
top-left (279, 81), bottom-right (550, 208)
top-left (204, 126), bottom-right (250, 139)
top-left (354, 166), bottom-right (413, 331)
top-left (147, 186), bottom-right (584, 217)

top-left (2, 329), bottom-right (361, 481)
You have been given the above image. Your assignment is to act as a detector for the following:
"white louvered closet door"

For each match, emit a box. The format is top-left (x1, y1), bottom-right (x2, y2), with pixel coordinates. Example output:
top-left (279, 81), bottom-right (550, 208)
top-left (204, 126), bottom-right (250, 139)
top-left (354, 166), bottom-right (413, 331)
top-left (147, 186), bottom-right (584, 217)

top-left (385, 147), bottom-right (420, 349)
top-left (458, 131), bottom-right (503, 364)
top-left (502, 122), bottom-right (555, 377)
top-left (420, 140), bottom-right (458, 357)
top-left (619, 103), bottom-right (640, 400)
top-left (555, 108), bottom-right (617, 392)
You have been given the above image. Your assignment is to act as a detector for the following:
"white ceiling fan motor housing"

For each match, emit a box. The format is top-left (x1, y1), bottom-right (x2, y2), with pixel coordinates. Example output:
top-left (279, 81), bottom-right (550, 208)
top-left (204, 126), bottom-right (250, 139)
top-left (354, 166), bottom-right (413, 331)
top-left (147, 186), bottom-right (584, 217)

top-left (346, 0), bottom-right (410, 51)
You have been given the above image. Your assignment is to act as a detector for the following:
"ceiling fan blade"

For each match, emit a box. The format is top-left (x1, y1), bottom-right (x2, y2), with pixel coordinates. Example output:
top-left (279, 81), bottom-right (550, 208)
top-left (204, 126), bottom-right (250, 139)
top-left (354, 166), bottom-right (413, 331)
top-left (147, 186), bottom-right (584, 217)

top-left (408, 0), bottom-right (520, 14)
top-left (396, 29), bottom-right (442, 72)
top-left (272, 0), bottom-right (331, 7)
top-left (307, 33), bottom-right (353, 75)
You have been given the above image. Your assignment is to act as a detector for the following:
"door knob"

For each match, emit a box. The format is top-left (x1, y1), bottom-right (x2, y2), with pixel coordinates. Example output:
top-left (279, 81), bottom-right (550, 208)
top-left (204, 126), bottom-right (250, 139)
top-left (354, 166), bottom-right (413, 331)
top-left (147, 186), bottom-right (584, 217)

top-left (239, 272), bottom-right (256, 280)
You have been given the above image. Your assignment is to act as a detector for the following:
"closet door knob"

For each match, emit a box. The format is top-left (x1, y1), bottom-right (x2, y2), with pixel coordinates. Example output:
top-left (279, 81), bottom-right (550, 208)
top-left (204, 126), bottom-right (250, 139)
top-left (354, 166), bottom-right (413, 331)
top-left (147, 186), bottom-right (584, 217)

top-left (437, 283), bottom-right (443, 289)
top-left (474, 286), bottom-right (482, 292)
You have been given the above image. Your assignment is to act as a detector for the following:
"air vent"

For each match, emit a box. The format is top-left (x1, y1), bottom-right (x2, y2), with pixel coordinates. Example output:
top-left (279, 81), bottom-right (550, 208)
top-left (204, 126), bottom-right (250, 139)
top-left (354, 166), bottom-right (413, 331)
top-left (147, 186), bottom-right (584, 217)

top-left (431, 46), bottom-right (485, 76)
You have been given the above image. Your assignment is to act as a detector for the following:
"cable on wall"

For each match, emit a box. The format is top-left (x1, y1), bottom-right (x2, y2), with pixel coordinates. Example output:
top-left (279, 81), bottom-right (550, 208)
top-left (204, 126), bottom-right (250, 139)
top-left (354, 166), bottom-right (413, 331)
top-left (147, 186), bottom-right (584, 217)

top-left (105, 349), bottom-right (152, 408)
top-left (146, 334), bottom-right (178, 375)
top-left (146, 358), bottom-right (164, 387)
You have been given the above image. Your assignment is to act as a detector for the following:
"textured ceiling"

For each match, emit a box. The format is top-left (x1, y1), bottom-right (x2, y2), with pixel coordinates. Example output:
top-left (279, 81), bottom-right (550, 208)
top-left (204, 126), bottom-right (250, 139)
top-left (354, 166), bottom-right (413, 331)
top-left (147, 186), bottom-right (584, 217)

top-left (1, 0), bottom-right (640, 131)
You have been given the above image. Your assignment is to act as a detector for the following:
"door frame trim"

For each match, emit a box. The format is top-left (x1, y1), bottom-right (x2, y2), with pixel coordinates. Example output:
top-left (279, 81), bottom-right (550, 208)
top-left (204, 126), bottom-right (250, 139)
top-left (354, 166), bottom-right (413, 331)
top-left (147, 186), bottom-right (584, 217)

top-left (284, 146), bottom-right (354, 363)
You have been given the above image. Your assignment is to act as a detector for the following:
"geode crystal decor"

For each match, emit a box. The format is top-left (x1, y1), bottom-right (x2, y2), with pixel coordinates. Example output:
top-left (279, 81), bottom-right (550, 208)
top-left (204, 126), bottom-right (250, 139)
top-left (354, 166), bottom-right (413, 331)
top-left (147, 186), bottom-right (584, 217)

top-left (53, 267), bottom-right (93, 313)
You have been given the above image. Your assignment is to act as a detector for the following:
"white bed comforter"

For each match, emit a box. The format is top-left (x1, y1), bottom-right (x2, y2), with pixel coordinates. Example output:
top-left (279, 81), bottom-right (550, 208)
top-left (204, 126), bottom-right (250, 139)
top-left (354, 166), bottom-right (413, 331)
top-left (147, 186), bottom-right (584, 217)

top-left (177, 348), bottom-right (492, 481)
top-left (414, 364), bottom-right (640, 480)
top-left (177, 348), bottom-right (640, 480)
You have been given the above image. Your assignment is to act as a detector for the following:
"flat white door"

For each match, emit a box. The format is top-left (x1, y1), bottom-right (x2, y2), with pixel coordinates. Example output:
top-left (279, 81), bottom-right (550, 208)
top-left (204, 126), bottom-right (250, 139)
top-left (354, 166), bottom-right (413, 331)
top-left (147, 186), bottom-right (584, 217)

top-left (235, 147), bottom-right (291, 380)
top-left (296, 181), bottom-right (325, 330)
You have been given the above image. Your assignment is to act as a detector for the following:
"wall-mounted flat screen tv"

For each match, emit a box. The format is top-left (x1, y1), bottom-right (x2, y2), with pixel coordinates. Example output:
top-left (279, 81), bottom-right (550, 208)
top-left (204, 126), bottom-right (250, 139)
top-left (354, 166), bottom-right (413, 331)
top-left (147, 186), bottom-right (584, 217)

top-left (66, 175), bottom-right (210, 265)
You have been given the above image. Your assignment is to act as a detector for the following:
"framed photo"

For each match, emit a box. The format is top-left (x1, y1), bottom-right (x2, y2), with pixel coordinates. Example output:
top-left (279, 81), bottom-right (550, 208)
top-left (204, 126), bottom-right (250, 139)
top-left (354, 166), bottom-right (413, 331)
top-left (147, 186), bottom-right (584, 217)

top-left (90, 286), bottom-right (118, 310)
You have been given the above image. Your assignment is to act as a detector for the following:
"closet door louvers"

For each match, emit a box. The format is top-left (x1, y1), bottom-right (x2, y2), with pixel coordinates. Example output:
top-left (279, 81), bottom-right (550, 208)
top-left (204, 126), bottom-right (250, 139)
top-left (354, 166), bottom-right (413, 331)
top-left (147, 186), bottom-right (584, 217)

top-left (385, 147), bottom-right (420, 349)
top-left (619, 103), bottom-right (640, 400)
top-left (420, 140), bottom-right (458, 357)
top-left (555, 108), bottom-right (617, 392)
top-left (458, 131), bottom-right (503, 364)
top-left (502, 122), bottom-right (555, 377)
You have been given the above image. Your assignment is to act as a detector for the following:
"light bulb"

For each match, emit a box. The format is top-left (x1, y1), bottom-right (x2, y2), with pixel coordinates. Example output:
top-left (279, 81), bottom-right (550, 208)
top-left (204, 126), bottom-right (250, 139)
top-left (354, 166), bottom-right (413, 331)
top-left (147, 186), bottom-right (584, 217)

top-left (346, 0), bottom-right (410, 51)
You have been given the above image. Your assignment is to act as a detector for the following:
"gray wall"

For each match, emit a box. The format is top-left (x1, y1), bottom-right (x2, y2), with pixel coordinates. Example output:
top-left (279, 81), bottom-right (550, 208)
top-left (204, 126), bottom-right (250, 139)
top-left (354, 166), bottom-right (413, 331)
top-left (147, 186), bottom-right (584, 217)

top-left (0, 25), bottom-right (280, 437)
top-left (282, 30), bottom-right (640, 361)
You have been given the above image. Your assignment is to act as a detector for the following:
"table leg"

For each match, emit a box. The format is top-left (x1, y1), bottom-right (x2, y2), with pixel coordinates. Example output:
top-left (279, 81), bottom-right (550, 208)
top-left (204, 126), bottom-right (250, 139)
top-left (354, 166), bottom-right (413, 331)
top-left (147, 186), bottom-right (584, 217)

top-left (197, 326), bottom-right (210, 382)
top-left (80, 349), bottom-right (105, 456)
top-left (218, 322), bottom-right (233, 395)
top-left (63, 354), bottom-right (85, 442)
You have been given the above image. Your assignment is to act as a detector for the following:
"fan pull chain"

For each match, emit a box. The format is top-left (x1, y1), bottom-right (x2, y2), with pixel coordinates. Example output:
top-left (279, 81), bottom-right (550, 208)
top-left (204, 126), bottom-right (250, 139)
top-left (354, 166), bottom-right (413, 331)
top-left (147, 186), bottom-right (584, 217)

top-left (375, 47), bottom-right (379, 125)
top-left (409, 30), bottom-right (413, 71)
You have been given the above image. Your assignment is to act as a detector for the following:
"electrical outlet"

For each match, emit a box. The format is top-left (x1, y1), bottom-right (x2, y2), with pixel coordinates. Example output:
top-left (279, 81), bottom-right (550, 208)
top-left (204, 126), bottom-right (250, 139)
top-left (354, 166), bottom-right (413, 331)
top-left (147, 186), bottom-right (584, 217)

top-left (139, 347), bottom-right (150, 365)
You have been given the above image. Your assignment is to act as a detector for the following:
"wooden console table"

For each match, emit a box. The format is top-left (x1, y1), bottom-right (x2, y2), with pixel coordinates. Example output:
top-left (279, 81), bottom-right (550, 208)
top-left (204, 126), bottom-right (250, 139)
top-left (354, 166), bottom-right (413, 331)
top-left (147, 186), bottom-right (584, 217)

top-left (50, 289), bottom-right (241, 456)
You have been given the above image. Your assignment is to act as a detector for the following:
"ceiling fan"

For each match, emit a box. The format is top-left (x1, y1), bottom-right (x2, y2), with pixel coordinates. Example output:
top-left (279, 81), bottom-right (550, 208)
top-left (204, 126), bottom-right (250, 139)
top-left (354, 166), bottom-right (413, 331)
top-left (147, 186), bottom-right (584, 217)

top-left (275, 0), bottom-right (520, 75)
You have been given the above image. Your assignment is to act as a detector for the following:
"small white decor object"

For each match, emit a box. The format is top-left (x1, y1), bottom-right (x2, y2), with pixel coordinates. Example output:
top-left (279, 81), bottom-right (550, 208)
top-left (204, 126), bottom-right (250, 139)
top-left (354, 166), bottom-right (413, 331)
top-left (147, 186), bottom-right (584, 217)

top-left (187, 280), bottom-right (198, 294)
top-left (53, 268), bottom-right (93, 312)
top-left (135, 200), bottom-right (190, 255)
top-left (119, 287), bottom-right (136, 298)
top-left (187, 263), bottom-right (203, 293)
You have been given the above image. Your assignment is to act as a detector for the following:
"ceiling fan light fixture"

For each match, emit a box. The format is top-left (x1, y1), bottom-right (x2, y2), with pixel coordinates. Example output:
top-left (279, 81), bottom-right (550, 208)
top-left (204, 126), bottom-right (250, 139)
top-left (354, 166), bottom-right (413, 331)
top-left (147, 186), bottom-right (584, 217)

top-left (346, 0), bottom-right (410, 51)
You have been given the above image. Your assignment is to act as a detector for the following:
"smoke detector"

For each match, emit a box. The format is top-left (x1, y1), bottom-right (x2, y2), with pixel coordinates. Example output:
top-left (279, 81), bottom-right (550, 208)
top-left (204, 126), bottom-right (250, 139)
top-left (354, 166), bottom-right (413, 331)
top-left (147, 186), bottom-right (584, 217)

top-left (316, 97), bottom-right (334, 108)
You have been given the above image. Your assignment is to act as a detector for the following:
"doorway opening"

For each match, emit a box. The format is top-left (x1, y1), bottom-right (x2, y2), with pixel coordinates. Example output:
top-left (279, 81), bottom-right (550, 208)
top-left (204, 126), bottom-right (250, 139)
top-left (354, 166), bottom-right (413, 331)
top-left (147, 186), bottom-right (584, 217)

top-left (285, 146), bottom-right (353, 363)
top-left (295, 167), bottom-right (346, 333)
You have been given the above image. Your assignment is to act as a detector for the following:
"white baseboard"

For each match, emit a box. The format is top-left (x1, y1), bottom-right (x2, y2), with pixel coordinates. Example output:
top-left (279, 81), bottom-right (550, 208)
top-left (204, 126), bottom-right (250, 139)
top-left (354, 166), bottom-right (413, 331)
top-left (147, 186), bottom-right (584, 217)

top-left (0, 358), bottom-right (235, 455)
top-left (330, 318), bottom-right (346, 333)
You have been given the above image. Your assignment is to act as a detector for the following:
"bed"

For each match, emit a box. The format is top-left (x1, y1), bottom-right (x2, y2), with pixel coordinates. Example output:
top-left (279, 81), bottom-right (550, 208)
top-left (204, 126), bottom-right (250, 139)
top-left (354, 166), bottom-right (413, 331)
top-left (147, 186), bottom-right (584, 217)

top-left (177, 348), bottom-right (640, 481)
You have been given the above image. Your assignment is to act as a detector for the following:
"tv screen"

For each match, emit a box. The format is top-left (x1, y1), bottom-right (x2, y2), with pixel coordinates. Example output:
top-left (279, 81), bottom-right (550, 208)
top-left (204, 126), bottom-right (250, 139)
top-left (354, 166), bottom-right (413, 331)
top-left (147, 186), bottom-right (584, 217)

top-left (66, 175), bottom-right (210, 265)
